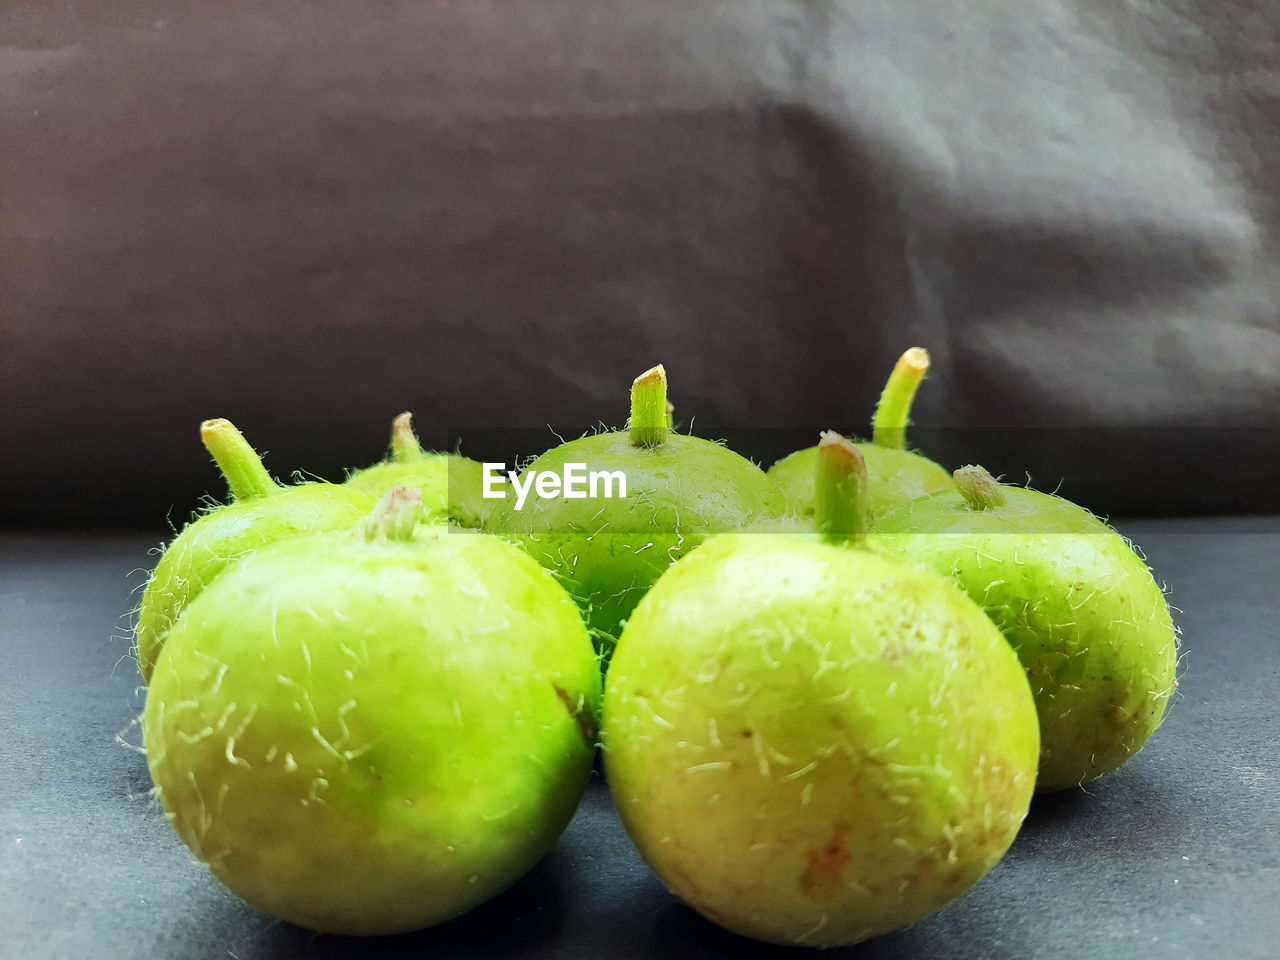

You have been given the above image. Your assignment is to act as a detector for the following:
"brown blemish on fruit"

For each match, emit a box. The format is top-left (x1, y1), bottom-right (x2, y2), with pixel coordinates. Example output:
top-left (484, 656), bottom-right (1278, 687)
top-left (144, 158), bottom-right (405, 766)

top-left (908, 843), bottom-right (950, 886)
top-left (879, 642), bottom-right (914, 662)
top-left (554, 684), bottom-right (599, 744)
top-left (800, 824), bottom-right (851, 898)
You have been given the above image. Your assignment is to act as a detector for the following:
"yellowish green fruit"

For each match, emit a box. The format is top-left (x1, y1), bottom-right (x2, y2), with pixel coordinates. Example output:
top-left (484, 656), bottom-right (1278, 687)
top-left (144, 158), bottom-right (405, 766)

top-left (135, 419), bottom-right (377, 683)
top-left (498, 365), bottom-right (783, 659)
top-left (346, 411), bottom-right (489, 528)
top-left (145, 489), bottom-right (601, 935)
top-left (768, 348), bottom-right (953, 522)
top-left (603, 435), bottom-right (1038, 947)
top-left (873, 465), bottom-right (1179, 791)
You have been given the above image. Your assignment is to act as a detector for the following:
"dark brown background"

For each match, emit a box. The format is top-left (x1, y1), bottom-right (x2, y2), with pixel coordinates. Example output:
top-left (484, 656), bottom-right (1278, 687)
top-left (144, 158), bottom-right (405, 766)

top-left (3, 1), bottom-right (1279, 526)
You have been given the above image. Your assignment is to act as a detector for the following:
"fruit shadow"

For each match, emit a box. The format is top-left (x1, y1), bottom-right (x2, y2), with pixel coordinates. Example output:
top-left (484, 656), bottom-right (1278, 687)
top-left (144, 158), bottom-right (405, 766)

top-left (1016, 783), bottom-right (1095, 840)
top-left (1017, 756), bottom-right (1184, 846)
top-left (251, 853), bottom-right (568, 959)
top-left (629, 893), bottom-right (995, 960)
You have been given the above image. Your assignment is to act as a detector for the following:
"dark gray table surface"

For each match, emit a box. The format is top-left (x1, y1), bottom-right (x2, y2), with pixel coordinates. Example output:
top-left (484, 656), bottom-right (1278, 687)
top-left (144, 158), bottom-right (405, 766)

top-left (2, 518), bottom-right (1277, 959)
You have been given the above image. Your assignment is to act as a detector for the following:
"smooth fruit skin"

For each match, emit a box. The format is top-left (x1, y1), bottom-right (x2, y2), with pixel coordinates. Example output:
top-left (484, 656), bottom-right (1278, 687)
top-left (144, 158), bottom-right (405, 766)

top-left (603, 534), bottom-right (1039, 947)
top-left (145, 528), bottom-right (601, 935)
top-left (768, 445), bottom-right (954, 524)
top-left (135, 484), bottom-right (378, 683)
top-left (498, 432), bottom-right (783, 656)
top-left (347, 455), bottom-right (491, 529)
top-left (873, 488), bottom-right (1179, 791)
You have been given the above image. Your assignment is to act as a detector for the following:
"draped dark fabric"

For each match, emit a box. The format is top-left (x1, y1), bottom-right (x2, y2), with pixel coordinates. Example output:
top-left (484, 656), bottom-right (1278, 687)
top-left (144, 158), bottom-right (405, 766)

top-left (3, 1), bottom-right (1278, 525)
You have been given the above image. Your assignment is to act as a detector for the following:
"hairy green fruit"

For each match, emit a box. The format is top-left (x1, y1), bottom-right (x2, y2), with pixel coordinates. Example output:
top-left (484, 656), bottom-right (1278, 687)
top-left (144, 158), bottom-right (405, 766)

top-left (144, 492), bottom-right (601, 935)
top-left (769, 445), bottom-right (952, 523)
top-left (873, 465), bottom-right (1179, 791)
top-left (498, 365), bottom-right (782, 658)
top-left (346, 411), bottom-right (489, 528)
top-left (768, 348), bottom-right (952, 522)
top-left (135, 419), bottom-right (377, 683)
top-left (603, 436), bottom-right (1039, 947)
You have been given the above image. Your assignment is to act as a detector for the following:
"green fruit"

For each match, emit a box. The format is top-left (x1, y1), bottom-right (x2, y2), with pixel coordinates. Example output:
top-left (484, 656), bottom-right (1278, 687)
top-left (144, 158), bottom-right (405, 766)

top-left (872, 465), bottom-right (1179, 791)
top-left (144, 489), bottom-right (601, 935)
top-left (769, 446), bottom-right (952, 523)
top-left (498, 365), bottom-right (783, 658)
top-left (768, 348), bottom-right (953, 522)
top-left (346, 411), bottom-right (490, 528)
top-left (603, 435), bottom-right (1039, 947)
top-left (135, 419), bottom-right (377, 683)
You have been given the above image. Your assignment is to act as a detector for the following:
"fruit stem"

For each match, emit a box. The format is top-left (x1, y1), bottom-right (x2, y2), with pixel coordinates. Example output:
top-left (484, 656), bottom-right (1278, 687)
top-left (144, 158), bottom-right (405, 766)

top-left (954, 465), bottom-right (1006, 510)
top-left (364, 487), bottom-right (422, 542)
top-left (391, 411), bottom-right (426, 463)
top-left (666, 400), bottom-right (675, 429)
top-left (871, 347), bottom-right (930, 450)
top-left (200, 419), bottom-right (279, 501)
top-left (815, 431), bottom-right (869, 546)
top-left (629, 364), bottom-right (669, 448)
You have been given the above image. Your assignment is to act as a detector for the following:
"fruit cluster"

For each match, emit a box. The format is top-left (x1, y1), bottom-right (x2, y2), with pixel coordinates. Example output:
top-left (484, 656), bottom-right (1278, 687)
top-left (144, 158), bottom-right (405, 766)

top-left (133, 349), bottom-right (1179, 946)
